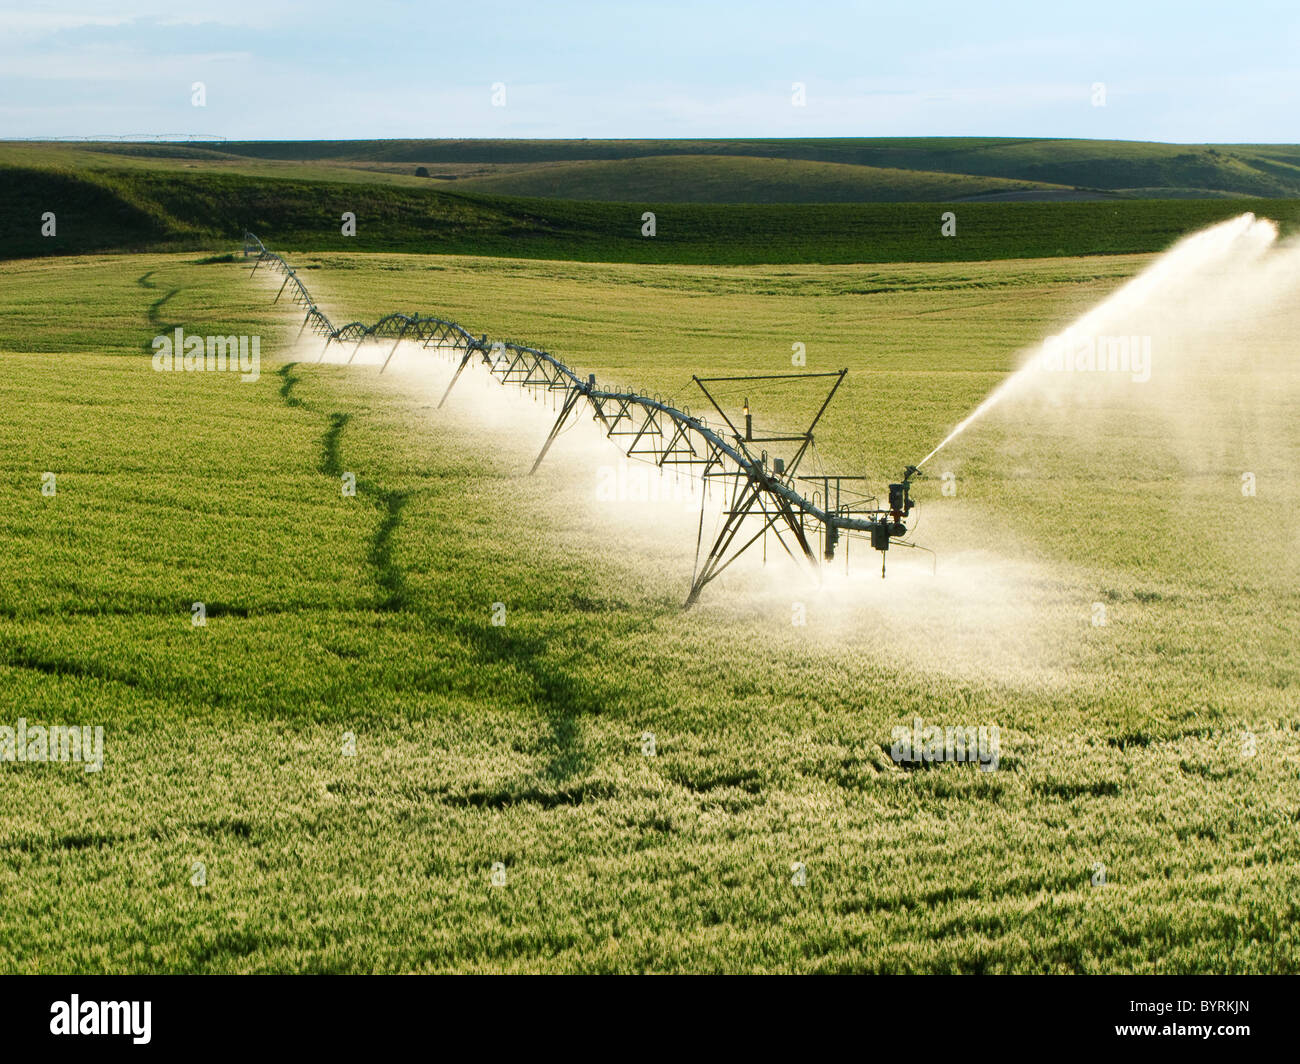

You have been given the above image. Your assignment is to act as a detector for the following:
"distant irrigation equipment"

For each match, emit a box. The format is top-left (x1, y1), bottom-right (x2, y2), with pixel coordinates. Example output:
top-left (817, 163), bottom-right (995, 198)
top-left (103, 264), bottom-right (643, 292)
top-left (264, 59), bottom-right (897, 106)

top-left (243, 233), bottom-right (930, 605)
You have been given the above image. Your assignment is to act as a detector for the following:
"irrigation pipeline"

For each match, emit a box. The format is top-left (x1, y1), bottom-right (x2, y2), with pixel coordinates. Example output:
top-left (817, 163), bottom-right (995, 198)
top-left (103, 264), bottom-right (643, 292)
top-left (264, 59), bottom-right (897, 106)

top-left (243, 233), bottom-right (923, 604)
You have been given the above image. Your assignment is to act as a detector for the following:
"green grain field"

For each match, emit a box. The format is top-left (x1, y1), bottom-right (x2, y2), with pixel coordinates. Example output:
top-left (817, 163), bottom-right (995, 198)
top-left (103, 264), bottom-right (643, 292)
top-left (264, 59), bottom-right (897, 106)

top-left (2, 241), bottom-right (1296, 972)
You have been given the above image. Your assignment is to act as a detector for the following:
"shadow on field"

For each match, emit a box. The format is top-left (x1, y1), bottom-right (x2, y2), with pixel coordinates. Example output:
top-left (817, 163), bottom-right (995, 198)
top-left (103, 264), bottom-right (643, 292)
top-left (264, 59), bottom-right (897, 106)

top-left (275, 377), bottom-right (415, 613)
top-left (274, 359), bottom-right (621, 786)
top-left (449, 616), bottom-right (600, 781)
top-left (136, 270), bottom-right (182, 351)
top-left (318, 410), bottom-right (347, 476)
top-left (277, 361), bottom-right (304, 407)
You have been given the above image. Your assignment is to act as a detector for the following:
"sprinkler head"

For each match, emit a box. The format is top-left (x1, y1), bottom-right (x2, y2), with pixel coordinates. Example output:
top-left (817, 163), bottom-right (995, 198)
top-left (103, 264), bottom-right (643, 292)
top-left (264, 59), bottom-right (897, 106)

top-left (824, 523), bottom-right (839, 561)
top-left (888, 481), bottom-right (914, 516)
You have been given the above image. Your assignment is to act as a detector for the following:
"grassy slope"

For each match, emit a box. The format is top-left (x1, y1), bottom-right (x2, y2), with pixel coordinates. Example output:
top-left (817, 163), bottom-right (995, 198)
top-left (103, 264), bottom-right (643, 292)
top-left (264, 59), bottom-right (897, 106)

top-left (200, 137), bottom-right (1300, 198)
top-left (5, 159), bottom-right (1300, 265)
top-left (421, 155), bottom-right (1086, 203)
top-left (0, 141), bottom-right (447, 189)
top-left (1, 250), bottom-right (1296, 972)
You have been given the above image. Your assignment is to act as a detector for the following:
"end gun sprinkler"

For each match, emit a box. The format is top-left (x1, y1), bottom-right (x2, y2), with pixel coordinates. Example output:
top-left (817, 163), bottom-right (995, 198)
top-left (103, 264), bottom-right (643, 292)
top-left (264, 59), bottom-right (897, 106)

top-left (870, 466), bottom-right (920, 577)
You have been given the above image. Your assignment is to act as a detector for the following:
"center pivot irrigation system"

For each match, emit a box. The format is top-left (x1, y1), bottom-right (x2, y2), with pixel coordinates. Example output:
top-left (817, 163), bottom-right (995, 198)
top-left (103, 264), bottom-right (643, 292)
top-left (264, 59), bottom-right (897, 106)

top-left (244, 233), bottom-right (929, 605)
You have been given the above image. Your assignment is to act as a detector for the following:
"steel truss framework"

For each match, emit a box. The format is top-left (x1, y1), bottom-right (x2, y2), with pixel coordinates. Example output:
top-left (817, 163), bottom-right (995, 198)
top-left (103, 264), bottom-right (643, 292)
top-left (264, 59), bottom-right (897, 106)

top-left (243, 233), bottom-right (923, 604)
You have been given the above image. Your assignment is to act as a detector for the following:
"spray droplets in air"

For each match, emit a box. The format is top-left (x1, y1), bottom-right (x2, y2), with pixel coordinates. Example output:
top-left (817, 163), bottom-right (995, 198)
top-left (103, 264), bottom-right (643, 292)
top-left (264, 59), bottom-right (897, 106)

top-left (915, 212), bottom-right (1293, 470)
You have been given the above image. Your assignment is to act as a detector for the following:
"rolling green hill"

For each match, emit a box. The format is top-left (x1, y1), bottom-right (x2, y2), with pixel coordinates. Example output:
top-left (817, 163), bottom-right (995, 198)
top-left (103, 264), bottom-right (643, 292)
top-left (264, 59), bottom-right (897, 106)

top-left (9, 138), bottom-right (1300, 205)
top-left (4, 160), bottom-right (1300, 266)
top-left (444, 154), bottom-right (1094, 204)
top-left (195, 137), bottom-right (1300, 199)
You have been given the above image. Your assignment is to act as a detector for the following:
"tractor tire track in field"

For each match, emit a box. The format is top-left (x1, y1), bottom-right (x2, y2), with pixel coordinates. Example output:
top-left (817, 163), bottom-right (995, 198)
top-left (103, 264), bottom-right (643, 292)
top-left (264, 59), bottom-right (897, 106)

top-left (273, 360), bottom-right (606, 784)
top-left (136, 270), bottom-right (182, 352)
top-left (278, 360), bottom-right (304, 408)
top-left (0, 638), bottom-right (145, 692)
top-left (278, 363), bottom-right (410, 612)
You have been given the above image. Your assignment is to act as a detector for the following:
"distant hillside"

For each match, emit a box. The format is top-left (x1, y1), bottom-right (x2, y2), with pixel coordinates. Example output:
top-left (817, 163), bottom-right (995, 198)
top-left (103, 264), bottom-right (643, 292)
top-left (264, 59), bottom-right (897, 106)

top-left (443, 155), bottom-right (1099, 204)
top-left (189, 137), bottom-right (1300, 200)
top-left (4, 160), bottom-right (1300, 265)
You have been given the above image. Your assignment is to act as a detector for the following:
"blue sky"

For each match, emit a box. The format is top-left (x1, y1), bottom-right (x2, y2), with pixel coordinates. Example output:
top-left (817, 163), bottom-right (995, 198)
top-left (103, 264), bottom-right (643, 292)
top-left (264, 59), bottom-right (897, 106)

top-left (2, 1), bottom-right (1298, 141)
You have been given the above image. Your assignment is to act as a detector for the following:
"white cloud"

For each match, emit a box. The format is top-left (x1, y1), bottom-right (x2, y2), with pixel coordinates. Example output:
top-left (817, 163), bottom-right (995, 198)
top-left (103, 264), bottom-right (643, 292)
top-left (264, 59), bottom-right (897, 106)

top-left (0, 12), bottom-right (132, 33)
